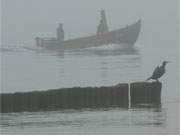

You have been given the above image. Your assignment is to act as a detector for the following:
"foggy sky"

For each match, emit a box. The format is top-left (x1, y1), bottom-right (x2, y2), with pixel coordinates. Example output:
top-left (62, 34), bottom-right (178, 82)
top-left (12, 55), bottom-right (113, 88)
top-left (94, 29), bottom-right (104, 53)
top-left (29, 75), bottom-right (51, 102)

top-left (1, 0), bottom-right (179, 47)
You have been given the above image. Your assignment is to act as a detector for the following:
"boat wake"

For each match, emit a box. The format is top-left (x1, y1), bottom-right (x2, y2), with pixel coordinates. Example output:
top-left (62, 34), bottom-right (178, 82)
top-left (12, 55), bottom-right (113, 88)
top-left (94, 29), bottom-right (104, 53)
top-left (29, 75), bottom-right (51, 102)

top-left (66, 44), bottom-right (139, 57)
top-left (0, 43), bottom-right (139, 58)
top-left (0, 45), bottom-right (48, 53)
top-left (0, 45), bottom-right (25, 53)
top-left (84, 43), bottom-right (131, 51)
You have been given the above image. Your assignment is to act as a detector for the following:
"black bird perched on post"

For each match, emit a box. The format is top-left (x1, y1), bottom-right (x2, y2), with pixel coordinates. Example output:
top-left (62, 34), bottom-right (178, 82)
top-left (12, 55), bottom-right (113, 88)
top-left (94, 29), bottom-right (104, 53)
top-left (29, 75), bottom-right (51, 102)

top-left (146, 61), bottom-right (170, 81)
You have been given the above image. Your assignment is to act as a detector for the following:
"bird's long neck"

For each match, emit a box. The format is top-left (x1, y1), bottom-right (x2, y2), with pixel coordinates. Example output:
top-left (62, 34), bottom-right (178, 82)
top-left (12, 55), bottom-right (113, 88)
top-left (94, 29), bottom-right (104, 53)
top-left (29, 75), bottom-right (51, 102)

top-left (162, 63), bottom-right (166, 68)
top-left (161, 63), bottom-right (167, 71)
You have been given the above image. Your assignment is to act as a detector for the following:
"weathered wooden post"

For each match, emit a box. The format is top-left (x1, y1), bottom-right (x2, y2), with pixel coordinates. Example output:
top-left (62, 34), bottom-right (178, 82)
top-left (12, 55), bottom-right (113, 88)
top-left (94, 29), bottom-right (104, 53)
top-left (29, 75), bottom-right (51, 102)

top-left (130, 81), bottom-right (162, 107)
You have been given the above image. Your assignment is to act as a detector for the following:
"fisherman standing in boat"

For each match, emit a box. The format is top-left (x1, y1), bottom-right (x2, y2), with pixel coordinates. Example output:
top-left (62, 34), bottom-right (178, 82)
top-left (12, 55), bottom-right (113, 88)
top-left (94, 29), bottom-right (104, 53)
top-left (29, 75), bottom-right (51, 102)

top-left (97, 10), bottom-right (109, 34)
top-left (57, 23), bottom-right (64, 42)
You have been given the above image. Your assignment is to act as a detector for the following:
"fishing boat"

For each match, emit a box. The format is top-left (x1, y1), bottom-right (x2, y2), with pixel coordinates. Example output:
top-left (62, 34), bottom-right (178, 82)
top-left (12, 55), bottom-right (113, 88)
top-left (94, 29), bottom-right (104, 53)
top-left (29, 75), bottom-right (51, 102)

top-left (35, 10), bottom-right (141, 50)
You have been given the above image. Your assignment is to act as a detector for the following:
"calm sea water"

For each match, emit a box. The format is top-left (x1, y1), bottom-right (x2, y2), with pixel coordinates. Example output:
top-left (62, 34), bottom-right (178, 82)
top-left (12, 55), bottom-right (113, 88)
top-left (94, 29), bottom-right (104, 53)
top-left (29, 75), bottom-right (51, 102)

top-left (0, 43), bottom-right (179, 135)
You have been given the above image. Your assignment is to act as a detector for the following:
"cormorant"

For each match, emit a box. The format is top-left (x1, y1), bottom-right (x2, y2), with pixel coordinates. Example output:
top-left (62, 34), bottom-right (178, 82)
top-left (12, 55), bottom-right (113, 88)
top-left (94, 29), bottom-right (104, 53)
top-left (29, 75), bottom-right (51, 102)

top-left (146, 61), bottom-right (170, 81)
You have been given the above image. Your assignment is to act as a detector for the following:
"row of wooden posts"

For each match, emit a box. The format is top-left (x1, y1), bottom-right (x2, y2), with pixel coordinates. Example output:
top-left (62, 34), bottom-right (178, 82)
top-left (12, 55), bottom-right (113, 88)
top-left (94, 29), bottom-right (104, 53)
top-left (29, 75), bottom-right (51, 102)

top-left (0, 82), bottom-right (162, 113)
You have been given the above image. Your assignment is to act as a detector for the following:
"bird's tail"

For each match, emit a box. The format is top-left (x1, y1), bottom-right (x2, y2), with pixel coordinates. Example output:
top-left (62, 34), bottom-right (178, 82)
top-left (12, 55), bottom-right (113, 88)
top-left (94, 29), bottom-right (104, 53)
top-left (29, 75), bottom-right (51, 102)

top-left (146, 76), bottom-right (152, 81)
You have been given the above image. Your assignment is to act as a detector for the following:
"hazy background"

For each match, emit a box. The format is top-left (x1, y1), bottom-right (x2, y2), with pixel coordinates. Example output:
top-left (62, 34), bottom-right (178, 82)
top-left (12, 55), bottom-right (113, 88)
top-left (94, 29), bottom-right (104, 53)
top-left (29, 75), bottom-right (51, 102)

top-left (1, 1), bottom-right (179, 135)
top-left (2, 0), bottom-right (179, 47)
top-left (1, 0), bottom-right (179, 96)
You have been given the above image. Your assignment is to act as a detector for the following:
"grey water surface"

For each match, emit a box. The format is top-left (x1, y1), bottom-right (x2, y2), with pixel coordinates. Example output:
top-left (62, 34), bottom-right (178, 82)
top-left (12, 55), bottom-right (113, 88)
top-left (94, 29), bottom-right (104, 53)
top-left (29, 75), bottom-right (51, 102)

top-left (0, 43), bottom-right (179, 135)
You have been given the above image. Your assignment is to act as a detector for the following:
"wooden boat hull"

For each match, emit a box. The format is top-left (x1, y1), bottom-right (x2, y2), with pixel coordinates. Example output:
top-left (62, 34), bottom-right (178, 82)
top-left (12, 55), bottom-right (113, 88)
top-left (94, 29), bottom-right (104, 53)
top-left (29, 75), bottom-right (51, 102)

top-left (37, 20), bottom-right (141, 50)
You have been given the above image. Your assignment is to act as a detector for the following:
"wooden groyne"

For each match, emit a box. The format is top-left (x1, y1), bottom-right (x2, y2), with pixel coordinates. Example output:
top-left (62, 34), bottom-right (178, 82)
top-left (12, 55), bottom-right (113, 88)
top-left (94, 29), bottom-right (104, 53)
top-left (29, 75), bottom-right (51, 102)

top-left (130, 82), bottom-right (162, 107)
top-left (0, 82), bottom-right (161, 113)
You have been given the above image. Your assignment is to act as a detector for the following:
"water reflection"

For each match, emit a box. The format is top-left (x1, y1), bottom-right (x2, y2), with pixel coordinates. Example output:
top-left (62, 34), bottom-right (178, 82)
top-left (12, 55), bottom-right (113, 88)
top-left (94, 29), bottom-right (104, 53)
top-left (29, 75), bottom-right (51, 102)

top-left (100, 60), bottom-right (108, 82)
top-left (0, 105), bottom-right (166, 129)
top-left (57, 47), bottom-right (139, 58)
top-left (129, 107), bottom-right (166, 127)
top-left (49, 46), bottom-right (141, 89)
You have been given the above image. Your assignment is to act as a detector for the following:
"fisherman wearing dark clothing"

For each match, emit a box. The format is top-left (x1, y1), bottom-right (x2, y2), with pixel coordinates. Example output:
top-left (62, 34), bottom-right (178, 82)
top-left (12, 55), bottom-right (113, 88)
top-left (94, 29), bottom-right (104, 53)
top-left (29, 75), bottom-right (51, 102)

top-left (97, 20), bottom-right (104, 34)
top-left (96, 10), bottom-right (109, 35)
top-left (57, 23), bottom-right (64, 42)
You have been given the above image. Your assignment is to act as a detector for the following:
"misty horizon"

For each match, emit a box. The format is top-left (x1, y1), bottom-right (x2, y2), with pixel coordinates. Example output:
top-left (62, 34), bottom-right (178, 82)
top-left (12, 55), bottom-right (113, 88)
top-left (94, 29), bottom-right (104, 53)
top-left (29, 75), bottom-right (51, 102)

top-left (2, 0), bottom-right (178, 47)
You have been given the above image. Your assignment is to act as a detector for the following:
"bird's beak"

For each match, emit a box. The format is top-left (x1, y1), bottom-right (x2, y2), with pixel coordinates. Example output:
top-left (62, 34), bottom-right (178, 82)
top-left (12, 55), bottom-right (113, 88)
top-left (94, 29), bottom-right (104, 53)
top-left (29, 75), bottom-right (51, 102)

top-left (166, 61), bottom-right (171, 64)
